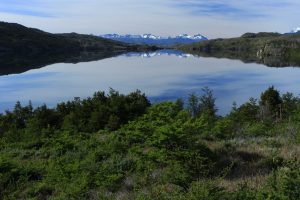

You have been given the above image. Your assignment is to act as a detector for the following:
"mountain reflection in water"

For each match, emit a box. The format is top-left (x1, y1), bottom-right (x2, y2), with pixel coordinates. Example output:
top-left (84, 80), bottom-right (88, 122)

top-left (1, 50), bottom-right (300, 115)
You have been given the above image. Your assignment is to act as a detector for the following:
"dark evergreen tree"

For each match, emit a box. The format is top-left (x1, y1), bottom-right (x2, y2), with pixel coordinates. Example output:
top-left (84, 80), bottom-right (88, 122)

top-left (199, 87), bottom-right (217, 117)
top-left (260, 86), bottom-right (282, 119)
top-left (188, 93), bottom-right (200, 117)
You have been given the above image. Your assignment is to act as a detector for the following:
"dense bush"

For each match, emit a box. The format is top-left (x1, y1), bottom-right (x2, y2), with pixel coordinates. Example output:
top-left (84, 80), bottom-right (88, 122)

top-left (1, 87), bottom-right (300, 199)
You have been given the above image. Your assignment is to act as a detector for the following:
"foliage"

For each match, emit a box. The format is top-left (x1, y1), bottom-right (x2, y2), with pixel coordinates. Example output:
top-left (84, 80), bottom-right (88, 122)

top-left (1, 87), bottom-right (300, 199)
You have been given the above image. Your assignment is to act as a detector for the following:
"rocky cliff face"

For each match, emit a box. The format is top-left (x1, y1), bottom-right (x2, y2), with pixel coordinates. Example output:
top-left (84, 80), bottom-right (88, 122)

top-left (258, 39), bottom-right (300, 60)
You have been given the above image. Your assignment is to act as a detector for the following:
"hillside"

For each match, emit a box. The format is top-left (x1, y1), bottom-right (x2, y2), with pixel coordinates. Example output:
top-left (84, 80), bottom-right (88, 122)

top-left (0, 22), bottom-right (160, 75)
top-left (178, 32), bottom-right (300, 67)
top-left (0, 22), bottom-right (156, 54)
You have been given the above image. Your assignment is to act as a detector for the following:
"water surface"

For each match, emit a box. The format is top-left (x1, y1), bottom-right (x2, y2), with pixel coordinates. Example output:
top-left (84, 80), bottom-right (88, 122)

top-left (1, 50), bottom-right (300, 115)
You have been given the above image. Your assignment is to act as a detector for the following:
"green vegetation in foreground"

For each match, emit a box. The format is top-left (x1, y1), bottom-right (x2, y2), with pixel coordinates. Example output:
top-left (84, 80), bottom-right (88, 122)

top-left (178, 32), bottom-right (300, 67)
top-left (1, 87), bottom-right (300, 199)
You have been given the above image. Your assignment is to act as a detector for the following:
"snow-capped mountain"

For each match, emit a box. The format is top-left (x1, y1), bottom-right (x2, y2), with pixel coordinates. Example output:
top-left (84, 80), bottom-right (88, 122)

top-left (285, 27), bottom-right (300, 35)
top-left (141, 34), bottom-right (162, 39)
top-left (100, 33), bottom-right (208, 46)
top-left (292, 27), bottom-right (300, 33)
top-left (175, 34), bottom-right (205, 40)
top-left (193, 34), bottom-right (206, 40)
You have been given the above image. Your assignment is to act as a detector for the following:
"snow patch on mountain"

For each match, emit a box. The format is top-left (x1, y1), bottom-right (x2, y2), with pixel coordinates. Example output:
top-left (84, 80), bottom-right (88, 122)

top-left (291, 27), bottom-right (300, 33)
top-left (292, 27), bottom-right (300, 33)
top-left (100, 33), bottom-right (208, 46)
top-left (101, 34), bottom-right (207, 40)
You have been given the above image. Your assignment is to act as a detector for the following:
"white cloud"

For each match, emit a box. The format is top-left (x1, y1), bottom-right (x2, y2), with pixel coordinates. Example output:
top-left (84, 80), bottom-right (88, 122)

top-left (0, 0), bottom-right (299, 38)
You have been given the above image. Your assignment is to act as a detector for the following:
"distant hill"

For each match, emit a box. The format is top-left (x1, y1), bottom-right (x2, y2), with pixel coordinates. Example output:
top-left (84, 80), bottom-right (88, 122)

top-left (101, 33), bottom-right (208, 46)
top-left (178, 32), bottom-right (300, 67)
top-left (0, 22), bottom-right (156, 55)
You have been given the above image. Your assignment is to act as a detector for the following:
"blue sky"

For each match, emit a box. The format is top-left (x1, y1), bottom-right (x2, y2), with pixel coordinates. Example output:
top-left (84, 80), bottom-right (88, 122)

top-left (0, 0), bottom-right (299, 38)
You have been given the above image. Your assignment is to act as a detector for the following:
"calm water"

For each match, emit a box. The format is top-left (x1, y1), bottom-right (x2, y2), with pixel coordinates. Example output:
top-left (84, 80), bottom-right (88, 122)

top-left (1, 50), bottom-right (300, 115)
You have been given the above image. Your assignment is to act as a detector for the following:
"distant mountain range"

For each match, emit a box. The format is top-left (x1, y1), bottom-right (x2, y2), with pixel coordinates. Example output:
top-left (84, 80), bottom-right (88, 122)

top-left (289, 27), bottom-right (300, 35)
top-left (100, 34), bottom-right (208, 46)
top-left (281, 28), bottom-right (300, 36)
top-left (292, 27), bottom-right (300, 33)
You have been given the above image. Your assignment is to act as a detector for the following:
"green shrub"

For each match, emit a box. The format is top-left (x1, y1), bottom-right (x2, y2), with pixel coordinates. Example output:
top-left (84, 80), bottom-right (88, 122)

top-left (187, 180), bottom-right (227, 200)
top-left (242, 123), bottom-right (269, 136)
top-left (231, 184), bottom-right (258, 200)
top-left (262, 160), bottom-right (300, 200)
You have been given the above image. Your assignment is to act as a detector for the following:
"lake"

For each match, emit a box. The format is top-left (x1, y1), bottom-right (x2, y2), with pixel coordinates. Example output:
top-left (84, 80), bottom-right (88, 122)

top-left (1, 50), bottom-right (300, 115)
